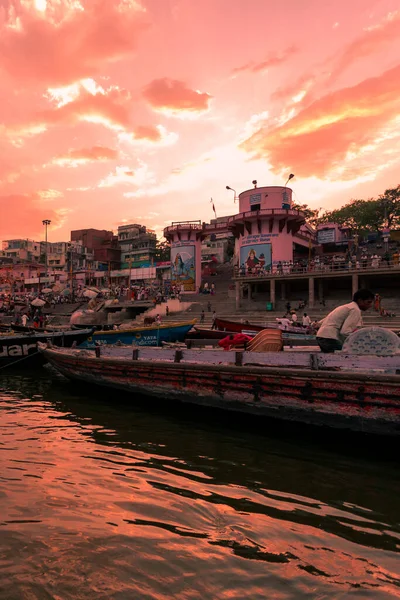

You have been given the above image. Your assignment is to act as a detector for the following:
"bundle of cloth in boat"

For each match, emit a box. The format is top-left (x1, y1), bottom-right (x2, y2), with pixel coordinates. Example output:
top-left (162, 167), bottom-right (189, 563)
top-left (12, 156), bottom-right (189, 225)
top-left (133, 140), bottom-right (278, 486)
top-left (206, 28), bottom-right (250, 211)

top-left (342, 326), bottom-right (400, 355)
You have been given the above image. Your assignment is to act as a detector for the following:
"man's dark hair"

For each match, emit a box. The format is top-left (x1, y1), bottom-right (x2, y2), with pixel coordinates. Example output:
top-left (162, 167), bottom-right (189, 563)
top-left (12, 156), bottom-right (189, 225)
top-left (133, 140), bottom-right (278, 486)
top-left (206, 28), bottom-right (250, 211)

top-left (353, 289), bottom-right (374, 302)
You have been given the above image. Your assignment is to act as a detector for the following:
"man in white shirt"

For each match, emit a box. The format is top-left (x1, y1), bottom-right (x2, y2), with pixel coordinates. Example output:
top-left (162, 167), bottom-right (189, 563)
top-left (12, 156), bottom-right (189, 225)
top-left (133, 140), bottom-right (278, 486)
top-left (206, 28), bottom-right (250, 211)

top-left (316, 289), bottom-right (374, 353)
top-left (302, 313), bottom-right (311, 327)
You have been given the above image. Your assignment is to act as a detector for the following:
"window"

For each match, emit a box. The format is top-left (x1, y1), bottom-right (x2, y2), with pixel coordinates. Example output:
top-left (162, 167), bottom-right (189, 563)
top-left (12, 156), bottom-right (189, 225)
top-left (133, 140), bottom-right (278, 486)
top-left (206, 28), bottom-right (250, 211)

top-left (251, 204), bottom-right (260, 212)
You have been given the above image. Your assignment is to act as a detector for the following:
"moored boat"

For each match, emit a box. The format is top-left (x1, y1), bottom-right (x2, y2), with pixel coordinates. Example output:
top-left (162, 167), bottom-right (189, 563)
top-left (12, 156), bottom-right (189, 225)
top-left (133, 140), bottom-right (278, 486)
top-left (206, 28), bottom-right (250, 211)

top-left (78, 320), bottom-right (196, 348)
top-left (213, 317), bottom-right (312, 336)
top-left (39, 344), bottom-right (400, 436)
top-left (0, 328), bottom-right (94, 367)
top-left (190, 326), bottom-right (316, 343)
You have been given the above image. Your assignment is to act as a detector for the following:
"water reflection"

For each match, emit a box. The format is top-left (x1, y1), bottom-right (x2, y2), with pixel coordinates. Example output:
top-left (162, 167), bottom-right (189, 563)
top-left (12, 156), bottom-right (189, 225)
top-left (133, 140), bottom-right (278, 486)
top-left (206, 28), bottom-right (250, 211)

top-left (0, 369), bottom-right (399, 599)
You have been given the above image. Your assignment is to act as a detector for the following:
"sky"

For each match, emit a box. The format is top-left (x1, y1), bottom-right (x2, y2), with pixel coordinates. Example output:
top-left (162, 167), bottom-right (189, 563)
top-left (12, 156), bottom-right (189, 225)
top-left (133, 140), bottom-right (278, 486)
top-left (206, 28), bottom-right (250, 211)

top-left (1, 0), bottom-right (400, 243)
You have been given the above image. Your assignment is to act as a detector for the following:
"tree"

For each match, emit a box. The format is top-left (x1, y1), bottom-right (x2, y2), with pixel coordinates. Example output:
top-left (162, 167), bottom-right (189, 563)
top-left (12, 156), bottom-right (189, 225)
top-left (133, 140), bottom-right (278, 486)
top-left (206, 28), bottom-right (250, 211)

top-left (154, 239), bottom-right (170, 262)
top-left (292, 204), bottom-right (321, 227)
top-left (318, 185), bottom-right (400, 233)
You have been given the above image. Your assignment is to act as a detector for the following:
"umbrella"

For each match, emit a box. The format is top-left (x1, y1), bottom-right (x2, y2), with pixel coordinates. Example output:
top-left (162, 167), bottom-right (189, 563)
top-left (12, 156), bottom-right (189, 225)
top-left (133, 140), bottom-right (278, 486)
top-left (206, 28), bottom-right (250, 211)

top-left (85, 286), bottom-right (100, 294)
top-left (31, 298), bottom-right (46, 307)
top-left (83, 289), bottom-right (98, 299)
top-left (41, 287), bottom-right (53, 293)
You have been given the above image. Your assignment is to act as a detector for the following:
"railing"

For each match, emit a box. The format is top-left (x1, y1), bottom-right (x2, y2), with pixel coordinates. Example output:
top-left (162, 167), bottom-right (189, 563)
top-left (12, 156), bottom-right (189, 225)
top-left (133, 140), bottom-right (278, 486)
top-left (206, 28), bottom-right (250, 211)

top-left (234, 260), bottom-right (400, 278)
top-left (228, 209), bottom-right (305, 224)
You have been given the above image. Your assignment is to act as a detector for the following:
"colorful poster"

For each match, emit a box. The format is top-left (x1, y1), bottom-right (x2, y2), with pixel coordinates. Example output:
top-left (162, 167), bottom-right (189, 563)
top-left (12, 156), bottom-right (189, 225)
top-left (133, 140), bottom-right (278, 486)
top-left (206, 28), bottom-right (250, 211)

top-left (171, 244), bottom-right (196, 291)
top-left (240, 243), bottom-right (272, 272)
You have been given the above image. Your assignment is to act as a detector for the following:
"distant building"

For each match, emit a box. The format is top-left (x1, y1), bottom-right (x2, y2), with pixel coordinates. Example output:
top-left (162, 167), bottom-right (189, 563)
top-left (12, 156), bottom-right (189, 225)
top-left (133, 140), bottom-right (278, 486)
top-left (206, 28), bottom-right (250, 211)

top-left (117, 224), bottom-right (157, 267)
top-left (2, 239), bottom-right (41, 263)
top-left (70, 228), bottom-right (120, 269)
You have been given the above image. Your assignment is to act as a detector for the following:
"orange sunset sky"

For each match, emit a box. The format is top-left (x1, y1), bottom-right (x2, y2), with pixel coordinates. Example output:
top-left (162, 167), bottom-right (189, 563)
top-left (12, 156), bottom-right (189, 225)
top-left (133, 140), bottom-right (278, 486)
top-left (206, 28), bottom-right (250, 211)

top-left (1, 0), bottom-right (400, 242)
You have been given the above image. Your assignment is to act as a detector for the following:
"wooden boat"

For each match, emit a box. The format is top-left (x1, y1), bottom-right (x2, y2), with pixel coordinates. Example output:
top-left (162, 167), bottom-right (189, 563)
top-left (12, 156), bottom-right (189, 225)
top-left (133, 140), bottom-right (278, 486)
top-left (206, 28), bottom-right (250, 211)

top-left (190, 326), bottom-right (316, 343)
top-left (39, 344), bottom-right (400, 436)
top-left (0, 328), bottom-right (94, 367)
top-left (213, 317), bottom-right (312, 336)
top-left (78, 320), bottom-right (196, 348)
top-left (11, 324), bottom-right (70, 333)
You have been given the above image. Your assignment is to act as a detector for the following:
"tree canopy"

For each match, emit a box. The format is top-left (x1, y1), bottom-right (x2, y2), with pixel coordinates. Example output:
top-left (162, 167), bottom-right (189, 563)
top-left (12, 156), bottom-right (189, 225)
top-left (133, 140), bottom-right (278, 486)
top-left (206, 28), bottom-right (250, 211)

top-left (298, 185), bottom-right (400, 233)
top-left (154, 239), bottom-right (170, 262)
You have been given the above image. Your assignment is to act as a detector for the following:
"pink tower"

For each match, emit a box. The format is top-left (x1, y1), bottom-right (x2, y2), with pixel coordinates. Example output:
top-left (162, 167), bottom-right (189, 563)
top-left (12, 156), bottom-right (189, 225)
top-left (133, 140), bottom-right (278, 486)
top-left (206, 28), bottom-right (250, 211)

top-left (163, 221), bottom-right (202, 293)
top-left (228, 184), bottom-right (305, 270)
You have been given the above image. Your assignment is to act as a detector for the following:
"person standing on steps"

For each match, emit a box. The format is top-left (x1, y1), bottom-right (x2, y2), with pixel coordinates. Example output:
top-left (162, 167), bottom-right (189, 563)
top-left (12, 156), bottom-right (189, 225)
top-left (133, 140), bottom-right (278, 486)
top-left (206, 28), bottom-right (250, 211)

top-left (316, 289), bottom-right (374, 353)
top-left (207, 301), bottom-right (211, 312)
top-left (200, 309), bottom-right (205, 323)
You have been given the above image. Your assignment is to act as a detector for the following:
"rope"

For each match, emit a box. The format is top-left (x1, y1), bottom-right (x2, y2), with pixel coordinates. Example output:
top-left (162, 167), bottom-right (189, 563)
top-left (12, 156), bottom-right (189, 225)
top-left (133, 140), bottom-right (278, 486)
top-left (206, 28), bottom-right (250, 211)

top-left (0, 350), bottom-right (41, 371)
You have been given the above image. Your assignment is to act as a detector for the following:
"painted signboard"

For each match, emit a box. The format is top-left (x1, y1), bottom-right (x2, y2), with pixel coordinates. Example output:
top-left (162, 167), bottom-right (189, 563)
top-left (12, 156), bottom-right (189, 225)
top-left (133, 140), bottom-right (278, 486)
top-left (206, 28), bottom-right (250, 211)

top-left (317, 229), bottom-right (336, 244)
top-left (250, 193), bottom-right (261, 206)
top-left (171, 244), bottom-right (196, 291)
top-left (240, 243), bottom-right (272, 272)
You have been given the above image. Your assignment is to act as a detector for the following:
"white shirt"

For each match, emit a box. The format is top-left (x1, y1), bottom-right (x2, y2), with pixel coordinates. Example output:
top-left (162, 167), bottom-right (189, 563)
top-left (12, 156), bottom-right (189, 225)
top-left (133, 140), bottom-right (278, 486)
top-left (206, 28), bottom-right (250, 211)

top-left (291, 313), bottom-right (298, 322)
top-left (302, 315), bottom-right (311, 326)
top-left (317, 301), bottom-right (362, 342)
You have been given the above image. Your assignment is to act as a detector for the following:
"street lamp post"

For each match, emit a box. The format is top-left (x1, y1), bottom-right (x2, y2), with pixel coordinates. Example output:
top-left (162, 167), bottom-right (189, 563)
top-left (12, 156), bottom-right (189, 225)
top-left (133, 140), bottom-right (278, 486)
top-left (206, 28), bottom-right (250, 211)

top-left (42, 219), bottom-right (51, 288)
top-left (226, 186), bottom-right (238, 203)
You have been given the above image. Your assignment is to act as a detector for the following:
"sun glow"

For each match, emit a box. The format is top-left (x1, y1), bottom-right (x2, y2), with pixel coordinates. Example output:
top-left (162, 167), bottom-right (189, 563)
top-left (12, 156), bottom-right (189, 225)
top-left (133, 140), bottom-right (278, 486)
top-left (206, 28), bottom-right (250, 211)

top-left (34, 0), bottom-right (47, 12)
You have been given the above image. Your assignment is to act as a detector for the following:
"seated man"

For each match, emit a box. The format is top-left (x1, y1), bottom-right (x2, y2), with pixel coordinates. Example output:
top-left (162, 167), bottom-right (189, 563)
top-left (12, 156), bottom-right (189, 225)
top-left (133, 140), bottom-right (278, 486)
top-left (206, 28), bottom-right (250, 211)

top-left (316, 289), bottom-right (374, 353)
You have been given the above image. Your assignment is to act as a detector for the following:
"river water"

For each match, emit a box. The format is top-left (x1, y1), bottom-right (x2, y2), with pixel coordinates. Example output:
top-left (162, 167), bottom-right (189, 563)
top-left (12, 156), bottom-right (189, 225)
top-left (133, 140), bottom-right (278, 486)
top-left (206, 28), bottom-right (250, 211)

top-left (0, 369), bottom-right (399, 600)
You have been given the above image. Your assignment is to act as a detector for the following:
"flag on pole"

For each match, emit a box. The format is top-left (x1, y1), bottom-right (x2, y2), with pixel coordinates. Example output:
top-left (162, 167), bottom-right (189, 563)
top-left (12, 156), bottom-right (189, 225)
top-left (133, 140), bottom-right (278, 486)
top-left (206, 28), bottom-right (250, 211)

top-left (210, 198), bottom-right (217, 218)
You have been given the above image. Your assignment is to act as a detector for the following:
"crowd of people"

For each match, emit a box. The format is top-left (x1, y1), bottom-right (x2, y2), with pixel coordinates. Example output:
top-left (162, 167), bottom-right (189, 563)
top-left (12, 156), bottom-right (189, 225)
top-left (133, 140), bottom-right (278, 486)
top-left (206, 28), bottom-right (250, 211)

top-left (235, 247), bottom-right (400, 277)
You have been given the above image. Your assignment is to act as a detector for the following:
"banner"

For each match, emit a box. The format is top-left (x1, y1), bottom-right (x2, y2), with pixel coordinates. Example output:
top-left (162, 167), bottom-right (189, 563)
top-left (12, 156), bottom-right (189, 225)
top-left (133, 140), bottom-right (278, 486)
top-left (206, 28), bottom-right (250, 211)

top-left (171, 244), bottom-right (196, 291)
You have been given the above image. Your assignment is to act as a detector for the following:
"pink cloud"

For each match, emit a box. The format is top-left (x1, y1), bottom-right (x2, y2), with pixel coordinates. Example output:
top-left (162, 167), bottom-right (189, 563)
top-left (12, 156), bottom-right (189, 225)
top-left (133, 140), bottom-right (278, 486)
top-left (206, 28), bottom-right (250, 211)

top-left (0, 194), bottom-right (65, 238)
top-left (0, 0), bottom-right (149, 87)
top-left (232, 45), bottom-right (298, 75)
top-left (143, 78), bottom-right (211, 113)
top-left (54, 146), bottom-right (118, 165)
top-left (133, 125), bottom-right (162, 142)
top-left (331, 11), bottom-right (400, 80)
top-left (40, 87), bottom-right (132, 129)
top-left (241, 63), bottom-right (400, 178)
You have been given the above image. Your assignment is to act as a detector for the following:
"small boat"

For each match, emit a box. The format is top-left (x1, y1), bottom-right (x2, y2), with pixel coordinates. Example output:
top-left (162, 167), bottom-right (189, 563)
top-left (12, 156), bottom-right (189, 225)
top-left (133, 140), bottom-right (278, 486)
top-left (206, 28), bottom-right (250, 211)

top-left (78, 320), bottom-right (196, 348)
top-left (0, 328), bottom-right (94, 367)
top-left (190, 326), bottom-right (316, 343)
top-left (213, 317), bottom-right (312, 336)
top-left (39, 343), bottom-right (400, 436)
top-left (11, 324), bottom-right (70, 333)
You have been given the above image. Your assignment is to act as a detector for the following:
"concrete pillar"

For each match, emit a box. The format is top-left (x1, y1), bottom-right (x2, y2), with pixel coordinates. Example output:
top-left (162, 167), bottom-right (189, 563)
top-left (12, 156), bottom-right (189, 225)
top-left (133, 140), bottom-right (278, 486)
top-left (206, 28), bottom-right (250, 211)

top-left (352, 273), bottom-right (358, 296)
top-left (247, 283), bottom-right (252, 304)
top-left (235, 281), bottom-right (241, 310)
top-left (318, 280), bottom-right (324, 303)
top-left (270, 279), bottom-right (276, 308)
top-left (308, 277), bottom-right (314, 308)
top-left (280, 281), bottom-right (286, 300)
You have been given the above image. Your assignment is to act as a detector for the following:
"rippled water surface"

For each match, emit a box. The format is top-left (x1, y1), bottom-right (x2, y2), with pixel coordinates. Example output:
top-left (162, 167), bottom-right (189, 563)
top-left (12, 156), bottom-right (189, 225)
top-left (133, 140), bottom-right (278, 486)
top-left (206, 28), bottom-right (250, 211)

top-left (1, 369), bottom-right (400, 599)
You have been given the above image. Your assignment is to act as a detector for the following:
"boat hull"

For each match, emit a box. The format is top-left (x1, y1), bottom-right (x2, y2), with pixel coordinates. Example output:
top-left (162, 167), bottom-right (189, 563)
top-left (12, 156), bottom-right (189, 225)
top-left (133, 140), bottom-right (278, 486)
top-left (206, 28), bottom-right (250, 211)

top-left (0, 329), bottom-right (94, 367)
top-left (213, 317), bottom-right (312, 337)
top-left (79, 321), bottom-right (196, 348)
top-left (41, 347), bottom-right (400, 436)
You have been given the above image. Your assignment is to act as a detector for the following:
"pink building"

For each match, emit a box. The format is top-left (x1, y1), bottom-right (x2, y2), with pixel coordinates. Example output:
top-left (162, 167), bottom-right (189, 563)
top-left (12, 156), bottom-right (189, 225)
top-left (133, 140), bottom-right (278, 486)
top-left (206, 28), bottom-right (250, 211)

top-left (229, 185), bottom-right (307, 270)
top-left (163, 221), bottom-right (203, 292)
